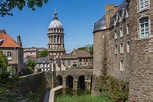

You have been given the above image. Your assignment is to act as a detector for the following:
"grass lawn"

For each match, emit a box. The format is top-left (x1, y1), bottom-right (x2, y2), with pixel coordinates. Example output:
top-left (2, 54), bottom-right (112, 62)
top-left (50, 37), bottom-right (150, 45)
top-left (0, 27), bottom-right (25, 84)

top-left (55, 94), bottom-right (115, 102)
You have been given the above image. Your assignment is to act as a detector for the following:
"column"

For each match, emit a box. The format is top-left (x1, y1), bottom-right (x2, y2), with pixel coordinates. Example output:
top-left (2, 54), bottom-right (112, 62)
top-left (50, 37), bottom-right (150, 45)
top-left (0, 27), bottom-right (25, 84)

top-left (85, 79), bottom-right (91, 90)
top-left (54, 35), bottom-right (56, 43)
top-left (63, 77), bottom-right (66, 88)
top-left (73, 79), bottom-right (78, 90)
top-left (59, 36), bottom-right (60, 43)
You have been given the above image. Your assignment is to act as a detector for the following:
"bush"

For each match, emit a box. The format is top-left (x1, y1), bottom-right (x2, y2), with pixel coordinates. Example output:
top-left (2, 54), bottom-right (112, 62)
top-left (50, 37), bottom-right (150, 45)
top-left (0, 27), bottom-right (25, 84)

top-left (26, 92), bottom-right (40, 102)
top-left (98, 76), bottom-right (129, 102)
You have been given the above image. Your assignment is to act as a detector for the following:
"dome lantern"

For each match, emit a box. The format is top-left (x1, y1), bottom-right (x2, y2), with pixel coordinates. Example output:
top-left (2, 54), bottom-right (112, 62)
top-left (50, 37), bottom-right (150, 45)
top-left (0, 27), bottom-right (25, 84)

top-left (48, 10), bottom-right (63, 29)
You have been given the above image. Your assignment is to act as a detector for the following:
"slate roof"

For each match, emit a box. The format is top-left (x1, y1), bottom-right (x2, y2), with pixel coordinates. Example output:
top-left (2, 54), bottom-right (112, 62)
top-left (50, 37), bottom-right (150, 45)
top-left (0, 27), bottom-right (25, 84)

top-left (110, 0), bottom-right (128, 27)
top-left (28, 57), bottom-right (49, 63)
top-left (0, 30), bottom-right (20, 48)
top-left (61, 53), bottom-right (77, 59)
top-left (93, 15), bottom-right (106, 32)
top-left (93, 0), bottom-right (128, 32)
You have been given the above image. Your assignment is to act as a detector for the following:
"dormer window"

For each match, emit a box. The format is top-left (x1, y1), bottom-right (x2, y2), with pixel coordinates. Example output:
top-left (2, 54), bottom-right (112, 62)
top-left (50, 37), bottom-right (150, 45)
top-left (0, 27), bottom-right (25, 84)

top-left (0, 39), bottom-right (4, 45)
top-left (113, 18), bottom-right (116, 26)
top-left (139, 0), bottom-right (148, 11)
top-left (119, 13), bottom-right (122, 22)
top-left (116, 13), bottom-right (119, 23)
top-left (122, 9), bottom-right (128, 19)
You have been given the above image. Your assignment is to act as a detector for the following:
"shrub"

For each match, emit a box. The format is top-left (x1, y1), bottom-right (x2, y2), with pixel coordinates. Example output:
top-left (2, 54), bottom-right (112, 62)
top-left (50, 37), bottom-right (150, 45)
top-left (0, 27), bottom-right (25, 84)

top-left (98, 76), bottom-right (129, 102)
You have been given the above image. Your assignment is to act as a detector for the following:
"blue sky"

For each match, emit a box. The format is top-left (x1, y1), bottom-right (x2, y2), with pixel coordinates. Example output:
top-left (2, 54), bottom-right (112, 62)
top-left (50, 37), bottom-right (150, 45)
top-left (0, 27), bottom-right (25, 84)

top-left (0, 0), bottom-right (123, 53)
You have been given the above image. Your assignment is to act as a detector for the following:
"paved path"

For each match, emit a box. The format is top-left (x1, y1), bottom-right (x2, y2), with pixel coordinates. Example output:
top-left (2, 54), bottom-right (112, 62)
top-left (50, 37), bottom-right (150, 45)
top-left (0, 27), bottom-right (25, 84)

top-left (49, 86), bottom-right (63, 102)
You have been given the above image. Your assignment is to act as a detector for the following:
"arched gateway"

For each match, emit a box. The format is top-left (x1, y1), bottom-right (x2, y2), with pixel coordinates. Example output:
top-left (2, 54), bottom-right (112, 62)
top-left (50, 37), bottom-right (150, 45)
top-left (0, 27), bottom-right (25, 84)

top-left (66, 75), bottom-right (74, 88)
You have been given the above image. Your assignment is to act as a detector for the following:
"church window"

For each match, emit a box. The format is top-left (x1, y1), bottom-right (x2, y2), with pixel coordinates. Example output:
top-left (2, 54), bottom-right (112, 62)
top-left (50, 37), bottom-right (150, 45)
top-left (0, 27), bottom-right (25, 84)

top-left (139, 17), bottom-right (149, 39)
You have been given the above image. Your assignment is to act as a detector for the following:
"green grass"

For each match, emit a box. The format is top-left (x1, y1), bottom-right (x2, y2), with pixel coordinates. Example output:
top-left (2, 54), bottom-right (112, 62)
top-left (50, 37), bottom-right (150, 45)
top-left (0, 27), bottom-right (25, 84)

top-left (55, 94), bottom-right (115, 102)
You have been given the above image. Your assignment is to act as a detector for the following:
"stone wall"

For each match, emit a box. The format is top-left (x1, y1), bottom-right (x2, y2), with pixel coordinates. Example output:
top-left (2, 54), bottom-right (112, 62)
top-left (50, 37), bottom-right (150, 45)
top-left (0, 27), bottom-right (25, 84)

top-left (127, 0), bottom-right (153, 101)
top-left (92, 0), bottom-right (153, 101)
top-left (17, 72), bottom-right (46, 102)
top-left (92, 30), bottom-right (109, 95)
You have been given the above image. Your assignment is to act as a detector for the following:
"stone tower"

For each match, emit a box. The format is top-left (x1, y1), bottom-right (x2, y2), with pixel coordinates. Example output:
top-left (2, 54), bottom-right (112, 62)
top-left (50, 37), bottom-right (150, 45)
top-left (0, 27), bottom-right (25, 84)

top-left (48, 10), bottom-right (65, 55)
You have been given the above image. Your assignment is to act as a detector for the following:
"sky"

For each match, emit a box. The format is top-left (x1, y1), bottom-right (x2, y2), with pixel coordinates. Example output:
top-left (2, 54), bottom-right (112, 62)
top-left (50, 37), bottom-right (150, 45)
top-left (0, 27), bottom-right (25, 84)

top-left (0, 0), bottom-right (123, 53)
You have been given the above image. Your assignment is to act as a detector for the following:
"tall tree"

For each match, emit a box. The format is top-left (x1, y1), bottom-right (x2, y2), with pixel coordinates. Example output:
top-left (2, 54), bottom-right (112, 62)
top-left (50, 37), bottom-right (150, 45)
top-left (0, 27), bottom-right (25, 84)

top-left (0, 51), bottom-right (8, 71)
top-left (26, 59), bottom-right (36, 73)
top-left (0, 0), bottom-right (48, 16)
top-left (39, 50), bottom-right (49, 57)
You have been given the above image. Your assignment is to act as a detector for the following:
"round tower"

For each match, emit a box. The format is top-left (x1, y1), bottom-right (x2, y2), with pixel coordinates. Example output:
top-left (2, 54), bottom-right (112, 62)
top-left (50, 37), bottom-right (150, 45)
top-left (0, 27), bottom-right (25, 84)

top-left (48, 10), bottom-right (65, 55)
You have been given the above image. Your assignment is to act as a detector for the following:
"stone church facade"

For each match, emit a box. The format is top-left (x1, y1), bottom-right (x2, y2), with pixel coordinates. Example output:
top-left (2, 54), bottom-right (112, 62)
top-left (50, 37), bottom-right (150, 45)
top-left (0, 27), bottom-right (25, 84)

top-left (92, 0), bottom-right (153, 101)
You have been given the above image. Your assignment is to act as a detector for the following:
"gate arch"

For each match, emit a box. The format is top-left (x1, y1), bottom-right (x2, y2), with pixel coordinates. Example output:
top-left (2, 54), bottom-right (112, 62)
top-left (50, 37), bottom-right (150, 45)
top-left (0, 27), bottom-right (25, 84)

top-left (66, 75), bottom-right (74, 88)
top-left (77, 75), bottom-right (85, 89)
top-left (56, 75), bottom-right (63, 85)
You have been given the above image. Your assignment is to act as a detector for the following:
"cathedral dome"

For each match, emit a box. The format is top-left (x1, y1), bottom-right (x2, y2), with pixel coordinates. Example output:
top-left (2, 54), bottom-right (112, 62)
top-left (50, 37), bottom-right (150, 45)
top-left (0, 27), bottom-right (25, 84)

top-left (48, 10), bottom-right (63, 29)
top-left (48, 20), bottom-right (63, 28)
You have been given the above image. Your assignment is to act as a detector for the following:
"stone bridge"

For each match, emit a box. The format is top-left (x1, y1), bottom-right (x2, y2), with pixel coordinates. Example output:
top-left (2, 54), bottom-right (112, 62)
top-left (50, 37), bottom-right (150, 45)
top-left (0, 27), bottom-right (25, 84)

top-left (55, 69), bottom-right (93, 90)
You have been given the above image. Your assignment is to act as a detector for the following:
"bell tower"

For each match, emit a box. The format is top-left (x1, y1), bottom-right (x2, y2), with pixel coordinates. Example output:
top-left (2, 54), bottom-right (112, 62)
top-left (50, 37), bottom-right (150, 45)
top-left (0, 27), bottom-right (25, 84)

top-left (48, 10), bottom-right (65, 55)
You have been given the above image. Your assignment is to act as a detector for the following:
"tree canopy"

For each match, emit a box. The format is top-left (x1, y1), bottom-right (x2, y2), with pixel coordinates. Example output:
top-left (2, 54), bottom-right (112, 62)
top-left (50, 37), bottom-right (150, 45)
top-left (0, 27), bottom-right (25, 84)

top-left (77, 44), bottom-right (93, 55)
top-left (0, 0), bottom-right (48, 16)
top-left (0, 51), bottom-right (8, 70)
top-left (39, 50), bottom-right (49, 57)
top-left (26, 59), bottom-right (36, 73)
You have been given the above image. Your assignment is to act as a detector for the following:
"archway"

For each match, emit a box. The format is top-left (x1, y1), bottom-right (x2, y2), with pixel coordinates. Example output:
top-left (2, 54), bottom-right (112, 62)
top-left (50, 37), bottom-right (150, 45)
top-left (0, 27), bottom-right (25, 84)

top-left (66, 75), bottom-right (73, 88)
top-left (78, 75), bottom-right (85, 89)
top-left (56, 75), bottom-right (63, 85)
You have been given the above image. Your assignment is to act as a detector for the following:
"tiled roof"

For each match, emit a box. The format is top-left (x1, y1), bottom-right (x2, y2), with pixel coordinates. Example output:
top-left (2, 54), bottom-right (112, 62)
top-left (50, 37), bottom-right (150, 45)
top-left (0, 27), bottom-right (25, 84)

top-left (0, 30), bottom-right (20, 48)
top-left (75, 50), bottom-right (92, 58)
top-left (61, 54), bottom-right (77, 59)
top-left (49, 55), bottom-right (56, 60)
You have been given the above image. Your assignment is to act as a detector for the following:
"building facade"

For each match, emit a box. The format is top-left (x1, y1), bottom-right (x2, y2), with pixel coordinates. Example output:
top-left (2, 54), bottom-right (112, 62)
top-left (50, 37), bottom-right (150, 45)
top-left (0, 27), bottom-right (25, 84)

top-left (0, 30), bottom-right (23, 75)
top-left (24, 47), bottom-right (46, 58)
top-left (92, 0), bottom-right (153, 101)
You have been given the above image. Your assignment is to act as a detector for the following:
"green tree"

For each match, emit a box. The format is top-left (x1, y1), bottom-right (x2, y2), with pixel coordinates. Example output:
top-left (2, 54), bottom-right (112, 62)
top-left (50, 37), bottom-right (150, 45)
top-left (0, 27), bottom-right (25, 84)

top-left (77, 47), bottom-right (86, 50)
top-left (26, 59), bottom-right (36, 73)
top-left (77, 44), bottom-right (93, 55)
top-left (0, 0), bottom-right (48, 16)
top-left (0, 51), bottom-right (8, 72)
top-left (89, 45), bottom-right (93, 55)
top-left (39, 50), bottom-right (49, 57)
